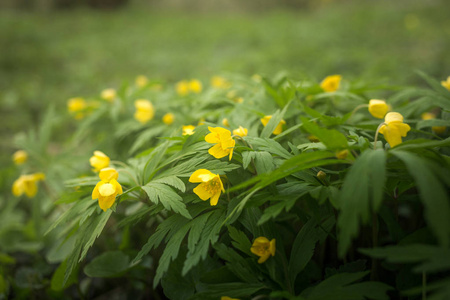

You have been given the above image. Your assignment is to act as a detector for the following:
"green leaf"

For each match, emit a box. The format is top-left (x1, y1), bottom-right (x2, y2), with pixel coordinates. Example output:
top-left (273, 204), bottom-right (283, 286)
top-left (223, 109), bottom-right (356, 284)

top-left (246, 137), bottom-right (293, 159)
top-left (392, 151), bottom-right (450, 247)
top-left (301, 117), bottom-right (348, 150)
top-left (392, 137), bottom-right (450, 151)
top-left (260, 103), bottom-right (290, 138)
top-left (84, 251), bottom-right (130, 278)
top-left (152, 175), bottom-right (186, 192)
top-left (142, 183), bottom-right (191, 219)
top-left (252, 151), bottom-right (276, 174)
top-left (129, 125), bottom-right (165, 155)
top-left (228, 226), bottom-right (253, 256)
top-left (50, 260), bottom-right (78, 291)
top-left (416, 119), bottom-right (450, 130)
top-left (337, 149), bottom-right (386, 258)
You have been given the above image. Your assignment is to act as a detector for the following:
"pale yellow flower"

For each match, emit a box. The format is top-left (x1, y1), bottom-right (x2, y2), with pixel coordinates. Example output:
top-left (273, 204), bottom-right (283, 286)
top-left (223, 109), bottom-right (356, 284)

top-left (261, 115), bottom-right (286, 135)
top-left (89, 151), bottom-right (110, 172)
top-left (162, 113), bottom-right (175, 125)
top-left (189, 169), bottom-right (224, 206)
top-left (232, 126), bottom-right (248, 137)
top-left (136, 75), bottom-right (149, 88)
top-left (421, 112), bottom-right (446, 135)
top-left (13, 150), bottom-right (28, 165)
top-left (379, 112), bottom-right (411, 147)
top-left (134, 99), bottom-right (155, 124)
top-left (211, 76), bottom-right (231, 89)
top-left (251, 237), bottom-right (276, 264)
top-left (222, 118), bottom-right (230, 127)
top-left (368, 99), bottom-right (389, 119)
top-left (441, 76), bottom-right (450, 91)
top-left (336, 149), bottom-right (349, 159)
top-left (92, 168), bottom-right (123, 212)
top-left (205, 127), bottom-right (235, 160)
top-left (189, 79), bottom-right (202, 93)
top-left (176, 80), bottom-right (190, 96)
top-left (320, 75), bottom-right (342, 92)
top-left (67, 97), bottom-right (86, 119)
top-left (12, 173), bottom-right (45, 198)
top-left (182, 125), bottom-right (195, 136)
top-left (100, 88), bottom-right (116, 102)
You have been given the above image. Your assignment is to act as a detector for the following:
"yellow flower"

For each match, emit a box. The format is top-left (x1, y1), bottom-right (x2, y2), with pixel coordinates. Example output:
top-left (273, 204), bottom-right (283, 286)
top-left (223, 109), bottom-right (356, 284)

top-left (92, 168), bottom-right (123, 211)
top-left (12, 173), bottom-right (45, 198)
top-left (100, 88), bottom-right (116, 102)
top-left (67, 97), bottom-right (86, 119)
top-left (189, 169), bottom-right (224, 206)
top-left (189, 79), bottom-right (202, 93)
top-left (221, 297), bottom-right (240, 300)
top-left (441, 76), bottom-right (450, 91)
top-left (251, 237), bottom-right (276, 264)
top-left (205, 127), bottom-right (235, 160)
top-left (13, 150), bottom-right (28, 165)
top-left (222, 118), bottom-right (230, 127)
top-left (198, 118), bottom-right (205, 125)
top-left (421, 112), bottom-right (446, 135)
top-left (232, 126), bottom-right (248, 137)
top-left (379, 112), bottom-right (411, 147)
top-left (162, 113), bottom-right (175, 125)
top-left (182, 125), bottom-right (195, 136)
top-left (89, 151), bottom-right (110, 172)
top-left (368, 99), bottom-right (389, 119)
top-left (260, 115), bottom-right (286, 135)
top-left (136, 75), bottom-right (149, 88)
top-left (211, 76), bottom-right (231, 89)
top-left (134, 99), bottom-right (155, 124)
top-left (336, 149), bottom-right (349, 159)
top-left (252, 74), bottom-right (262, 83)
top-left (176, 80), bottom-right (190, 96)
top-left (320, 75), bottom-right (342, 92)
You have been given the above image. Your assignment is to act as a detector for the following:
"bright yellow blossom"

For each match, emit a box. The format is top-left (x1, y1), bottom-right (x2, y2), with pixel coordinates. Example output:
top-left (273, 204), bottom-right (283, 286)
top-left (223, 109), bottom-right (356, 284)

top-left (251, 237), bottom-right (276, 264)
top-left (134, 99), bottom-right (155, 124)
top-left (176, 80), bottom-right (190, 96)
top-left (379, 112), bottom-right (411, 147)
top-left (232, 126), bottom-right (248, 137)
top-left (211, 76), bottom-right (231, 89)
top-left (368, 99), bottom-right (389, 119)
top-left (320, 75), bottom-right (342, 92)
top-left (182, 125), bottom-right (195, 136)
top-left (92, 168), bottom-right (123, 211)
top-left (13, 150), bottom-right (28, 165)
top-left (441, 76), bottom-right (450, 91)
top-left (12, 173), bottom-right (45, 198)
top-left (162, 113), bottom-right (175, 125)
top-left (189, 169), bottom-right (224, 206)
top-left (101, 88), bottom-right (116, 102)
top-left (205, 127), bottom-right (235, 160)
top-left (67, 97), bottom-right (86, 119)
top-left (421, 112), bottom-right (446, 135)
top-left (261, 115), bottom-right (286, 135)
top-left (221, 297), bottom-right (240, 300)
top-left (189, 79), bottom-right (202, 93)
top-left (222, 118), bottom-right (230, 127)
top-left (136, 75), bottom-right (149, 88)
top-left (89, 151), bottom-right (110, 172)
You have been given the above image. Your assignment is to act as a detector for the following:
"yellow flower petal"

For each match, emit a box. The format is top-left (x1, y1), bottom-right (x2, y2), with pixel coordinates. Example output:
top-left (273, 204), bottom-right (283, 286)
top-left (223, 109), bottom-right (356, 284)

top-left (368, 99), bottom-right (389, 119)
top-left (98, 194), bottom-right (116, 212)
top-left (193, 183), bottom-right (212, 201)
top-left (92, 182), bottom-right (103, 200)
top-left (182, 125), bottom-right (195, 135)
top-left (320, 75), bottom-right (342, 92)
top-left (90, 151), bottom-right (110, 172)
top-left (232, 126), bottom-right (248, 137)
top-left (99, 183), bottom-right (116, 197)
top-left (99, 168), bottom-right (119, 182)
top-left (101, 88), bottom-right (116, 102)
top-left (13, 150), bottom-right (28, 165)
top-left (162, 113), bottom-right (175, 125)
top-left (189, 79), bottom-right (202, 93)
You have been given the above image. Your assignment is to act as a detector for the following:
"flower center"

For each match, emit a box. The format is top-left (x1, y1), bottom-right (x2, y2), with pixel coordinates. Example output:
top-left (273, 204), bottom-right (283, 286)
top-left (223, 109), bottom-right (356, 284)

top-left (252, 244), bottom-right (269, 256)
top-left (204, 177), bottom-right (221, 194)
top-left (99, 183), bottom-right (116, 197)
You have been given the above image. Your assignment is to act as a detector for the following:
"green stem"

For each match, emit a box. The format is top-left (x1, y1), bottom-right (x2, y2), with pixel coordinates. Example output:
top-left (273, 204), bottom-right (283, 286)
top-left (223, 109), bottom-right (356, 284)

top-left (373, 122), bottom-right (387, 150)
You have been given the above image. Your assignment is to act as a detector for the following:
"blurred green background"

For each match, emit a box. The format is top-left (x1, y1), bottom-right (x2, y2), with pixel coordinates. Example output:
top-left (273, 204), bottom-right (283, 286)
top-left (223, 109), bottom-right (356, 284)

top-left (1, 0), bottom-right (450, 159)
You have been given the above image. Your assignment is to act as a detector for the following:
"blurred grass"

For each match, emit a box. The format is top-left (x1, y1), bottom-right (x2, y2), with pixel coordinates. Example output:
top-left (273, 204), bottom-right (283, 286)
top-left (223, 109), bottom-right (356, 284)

top-left (1, 0), bottom-right (449, 161)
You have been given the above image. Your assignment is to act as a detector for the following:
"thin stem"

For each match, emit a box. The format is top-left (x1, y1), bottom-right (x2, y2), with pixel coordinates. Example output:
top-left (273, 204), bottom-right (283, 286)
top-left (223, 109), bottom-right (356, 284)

top-left (373, 122), bottom-right (387, 150)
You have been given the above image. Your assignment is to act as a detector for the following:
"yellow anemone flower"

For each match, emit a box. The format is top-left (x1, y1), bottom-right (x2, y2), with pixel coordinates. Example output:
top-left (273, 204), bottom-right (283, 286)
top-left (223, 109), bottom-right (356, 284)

top-left (13, 150), bottom-right (28, 165)
top-left (182, 125), bottom-right (195, 136)
top-left (89, 151), bottom-right (110, 172)
top-left (222, 118), bottom-right (230, 127)
top-left (441, 76), bottom-right (450, 91)
top-left (100, 88), bottom-right (116, 102)
top-left (368, 99), bottom-right (389, 119)
top-left (92, 168), bottom-right (123, 211)
top-left (189, 169), bottom-right (224, 206)
top-left (336, 149), bottom-right (349, 160)
top-left (421, 112), bottom-right (446, 135)
top-left (221, 297), bottom-right (240, 300)
top-left (251, 237), bottom-right (276, 264)
top-left (136, 75), bottom-right (149, 88)
top-left (188, 79), bottom-right (202, 93)
top-left (233, 126), bottom-right (248, 137)
top-left (134, 99), bottom-right (155, 124)
top-left (12, 173), bottom-right (45, 198)
top-left (211, 76), bottom-right (231, 89)
top-left (260, 115), bottom-right (286, 135)
top-left (162, 113), bottom-right (175, 125)
top-left (205, 127), bottom-right (235, 160)
top-left (320, 75), bottom-right (342, 92)
top-left (176, 80), bottom-right (190, 96)
top-left (379, 112), bottom-right (411, 147)
top-left (67, 97), bottom-right (86, 119)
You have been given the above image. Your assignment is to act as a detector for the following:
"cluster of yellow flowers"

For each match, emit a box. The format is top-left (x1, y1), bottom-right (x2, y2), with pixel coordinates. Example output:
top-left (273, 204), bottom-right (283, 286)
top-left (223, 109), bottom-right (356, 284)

top-left (176, 79), bottom-right (203, 96)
